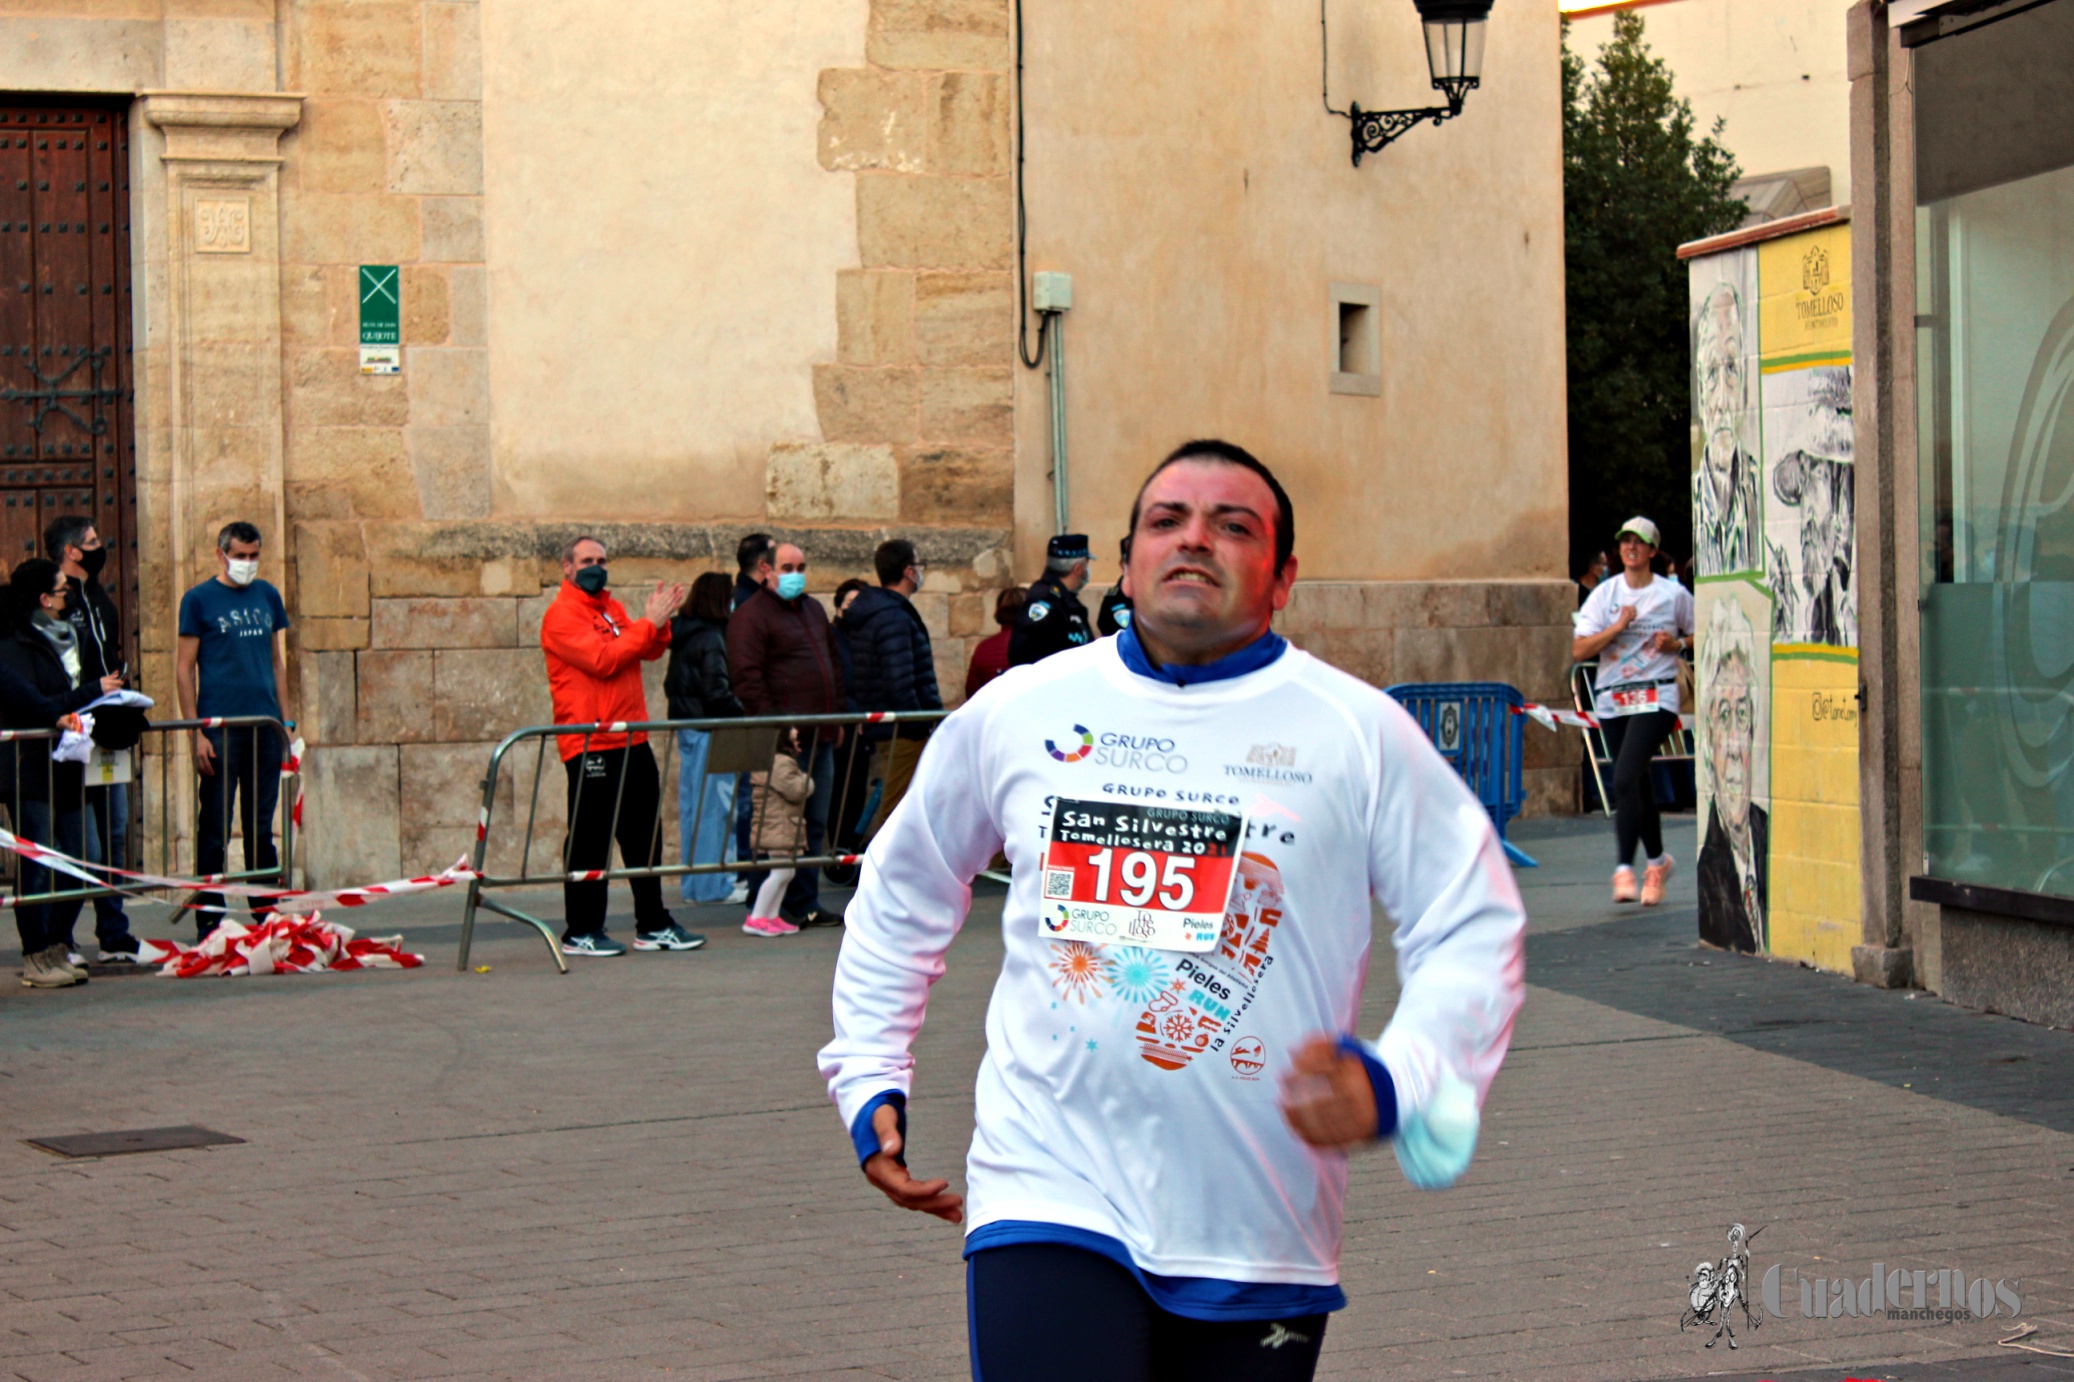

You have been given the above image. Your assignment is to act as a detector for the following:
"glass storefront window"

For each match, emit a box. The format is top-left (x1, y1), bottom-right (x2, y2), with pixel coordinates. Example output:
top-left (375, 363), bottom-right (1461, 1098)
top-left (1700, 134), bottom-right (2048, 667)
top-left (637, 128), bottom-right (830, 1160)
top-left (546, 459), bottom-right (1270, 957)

top-left (1917, 160), bottom-right (2074, 895)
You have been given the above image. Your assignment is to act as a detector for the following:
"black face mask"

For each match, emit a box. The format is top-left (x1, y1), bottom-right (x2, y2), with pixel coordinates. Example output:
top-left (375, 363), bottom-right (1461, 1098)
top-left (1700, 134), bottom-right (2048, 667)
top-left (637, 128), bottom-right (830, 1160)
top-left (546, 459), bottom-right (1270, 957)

top-left (78, 547), bottom-right (107, 578)
top-left (573, 565), bottom-right (609, 596)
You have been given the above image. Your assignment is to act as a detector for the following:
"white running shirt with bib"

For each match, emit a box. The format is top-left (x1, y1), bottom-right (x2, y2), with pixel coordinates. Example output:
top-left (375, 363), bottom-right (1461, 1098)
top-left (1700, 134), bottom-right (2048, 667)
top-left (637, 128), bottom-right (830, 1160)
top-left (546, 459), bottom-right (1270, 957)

top-left (819, 637), bottom-right (1526, 1288)
top-left (1574, 574), bottom-right (1695, 719)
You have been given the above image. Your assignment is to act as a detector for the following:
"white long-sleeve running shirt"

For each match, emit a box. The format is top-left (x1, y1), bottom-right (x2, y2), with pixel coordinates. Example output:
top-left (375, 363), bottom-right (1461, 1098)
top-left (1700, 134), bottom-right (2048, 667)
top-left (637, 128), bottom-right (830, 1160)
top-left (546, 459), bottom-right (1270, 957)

top-left (819, 634), bottom-right (1526, 1290)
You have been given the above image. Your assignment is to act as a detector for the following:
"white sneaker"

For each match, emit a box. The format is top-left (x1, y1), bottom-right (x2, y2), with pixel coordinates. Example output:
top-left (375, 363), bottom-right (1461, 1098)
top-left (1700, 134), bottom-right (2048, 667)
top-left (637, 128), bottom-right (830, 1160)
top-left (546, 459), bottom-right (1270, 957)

top-left (725, 879), bottom-right (750, 906)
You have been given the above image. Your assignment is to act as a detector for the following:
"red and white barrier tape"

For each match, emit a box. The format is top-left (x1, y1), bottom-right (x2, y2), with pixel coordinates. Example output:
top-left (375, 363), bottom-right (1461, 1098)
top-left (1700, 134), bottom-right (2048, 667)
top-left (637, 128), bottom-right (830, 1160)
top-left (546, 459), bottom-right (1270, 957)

top-left (1512, 703), bottom-right (1696, 733)
top-left (0, 824), bottom-right (476, 913)
top-left (136, 915), bottom-right (423, 978)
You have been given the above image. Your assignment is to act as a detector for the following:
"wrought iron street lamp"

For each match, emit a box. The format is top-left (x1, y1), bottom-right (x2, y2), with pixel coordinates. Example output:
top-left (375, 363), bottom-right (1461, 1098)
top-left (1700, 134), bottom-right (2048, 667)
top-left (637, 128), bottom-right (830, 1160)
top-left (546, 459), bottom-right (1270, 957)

top-left (1325, 0), bottom-right (1494, 166)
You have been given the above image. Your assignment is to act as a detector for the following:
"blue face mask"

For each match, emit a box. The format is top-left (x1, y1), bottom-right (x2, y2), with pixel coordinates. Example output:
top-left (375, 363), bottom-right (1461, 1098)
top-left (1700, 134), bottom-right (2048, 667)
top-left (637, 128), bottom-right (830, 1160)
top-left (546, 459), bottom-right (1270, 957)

top-left (572, 565), bottom-right (608, 596)
top-left (776, 571), bottom-right (807, 601)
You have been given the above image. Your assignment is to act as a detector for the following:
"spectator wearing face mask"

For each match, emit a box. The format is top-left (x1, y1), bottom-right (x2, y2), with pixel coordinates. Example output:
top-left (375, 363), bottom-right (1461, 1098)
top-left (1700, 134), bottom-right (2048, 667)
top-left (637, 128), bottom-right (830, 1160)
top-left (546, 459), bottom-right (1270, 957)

top-left (1, 558), bottom-right (124, 989)
top-left (541, 535), bottom-right (696, 957)
top-left (727, 541), bottom-right (846, 928)
top-left (46, 515), bottom-right (138, 963)
top-left (176, 521), bottom-right (292, 938)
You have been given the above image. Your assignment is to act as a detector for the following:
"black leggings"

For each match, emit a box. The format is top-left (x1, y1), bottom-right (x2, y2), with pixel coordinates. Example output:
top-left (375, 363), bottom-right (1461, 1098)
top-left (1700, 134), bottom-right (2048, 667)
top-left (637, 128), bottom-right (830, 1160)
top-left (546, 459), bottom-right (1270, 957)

top-left (969, 1243), bottom-right (1327, 1382)
top-left (1602, 708), bottom-right (1678, 867)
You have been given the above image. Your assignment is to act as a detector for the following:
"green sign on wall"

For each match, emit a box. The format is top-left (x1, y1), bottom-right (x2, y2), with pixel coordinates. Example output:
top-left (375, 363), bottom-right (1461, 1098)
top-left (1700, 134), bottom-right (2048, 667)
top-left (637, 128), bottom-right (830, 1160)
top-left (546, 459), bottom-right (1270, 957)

top-left (359, 265), bottom-right (399, 344)
top-left (358, 265), bottom-right (401, 374)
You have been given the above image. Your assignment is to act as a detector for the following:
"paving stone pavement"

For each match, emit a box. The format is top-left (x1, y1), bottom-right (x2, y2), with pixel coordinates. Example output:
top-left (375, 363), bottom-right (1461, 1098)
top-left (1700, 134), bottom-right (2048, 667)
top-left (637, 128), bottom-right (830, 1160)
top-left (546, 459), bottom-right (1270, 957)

top-left (0, 815), bottom-right (2069, 1381)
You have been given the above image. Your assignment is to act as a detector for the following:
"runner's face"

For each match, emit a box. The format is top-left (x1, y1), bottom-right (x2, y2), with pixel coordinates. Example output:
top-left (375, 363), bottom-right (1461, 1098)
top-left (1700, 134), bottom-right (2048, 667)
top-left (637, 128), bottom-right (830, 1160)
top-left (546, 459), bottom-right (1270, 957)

top-left (1123, 459), bottom-right (1294, 655)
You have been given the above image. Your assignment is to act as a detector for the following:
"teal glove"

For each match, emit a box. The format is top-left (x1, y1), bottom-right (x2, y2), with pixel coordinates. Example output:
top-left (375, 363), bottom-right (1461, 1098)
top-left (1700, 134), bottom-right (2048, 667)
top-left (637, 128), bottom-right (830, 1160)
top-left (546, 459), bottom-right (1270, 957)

top-left (1392, 1073), bottom-right (1480, 1190)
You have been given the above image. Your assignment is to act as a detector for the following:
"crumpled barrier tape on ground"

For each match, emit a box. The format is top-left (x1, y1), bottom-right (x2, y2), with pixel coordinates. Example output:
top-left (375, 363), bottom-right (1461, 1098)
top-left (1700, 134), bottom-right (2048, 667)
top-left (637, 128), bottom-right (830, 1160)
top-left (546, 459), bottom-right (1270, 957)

top-left (1512, 703), bottom-right (1696, 733)
top-left (136, 915), bottom-right (423, 978)
top-left (0, 824), bottom-right (475, 914)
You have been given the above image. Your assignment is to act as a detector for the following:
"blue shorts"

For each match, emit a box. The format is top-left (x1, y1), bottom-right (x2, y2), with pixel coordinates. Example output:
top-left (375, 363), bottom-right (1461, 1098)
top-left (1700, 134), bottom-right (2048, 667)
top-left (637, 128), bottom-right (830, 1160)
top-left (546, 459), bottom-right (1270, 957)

top-left (967, 1243), bottom-right (1328, 1382)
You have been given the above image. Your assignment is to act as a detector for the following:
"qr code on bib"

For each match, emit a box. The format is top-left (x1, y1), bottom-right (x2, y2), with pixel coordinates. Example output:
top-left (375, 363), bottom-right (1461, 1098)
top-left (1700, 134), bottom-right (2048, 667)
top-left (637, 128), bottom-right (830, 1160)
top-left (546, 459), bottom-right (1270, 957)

top-left (1043, 869), bottom-right (1075, 900)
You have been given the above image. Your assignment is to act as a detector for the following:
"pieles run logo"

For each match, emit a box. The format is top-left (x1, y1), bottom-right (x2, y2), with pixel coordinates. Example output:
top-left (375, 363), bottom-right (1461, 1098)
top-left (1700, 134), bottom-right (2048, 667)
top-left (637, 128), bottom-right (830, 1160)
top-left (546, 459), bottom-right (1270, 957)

top-left (1046, 725), bottom-right (1094, 763)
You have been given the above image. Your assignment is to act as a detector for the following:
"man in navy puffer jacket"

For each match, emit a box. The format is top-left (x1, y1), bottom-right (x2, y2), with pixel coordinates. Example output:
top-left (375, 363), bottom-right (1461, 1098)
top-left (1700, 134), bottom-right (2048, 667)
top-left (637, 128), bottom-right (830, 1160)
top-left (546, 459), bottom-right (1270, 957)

top-left (841, 539), bottom-right (942, 838)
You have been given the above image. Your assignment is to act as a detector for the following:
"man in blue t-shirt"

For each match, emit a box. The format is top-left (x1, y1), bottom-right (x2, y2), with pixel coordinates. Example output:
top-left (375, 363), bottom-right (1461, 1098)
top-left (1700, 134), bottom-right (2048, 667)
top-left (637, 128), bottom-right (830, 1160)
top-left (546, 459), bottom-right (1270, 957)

top-left (176, 521), bottom-right (292, 936)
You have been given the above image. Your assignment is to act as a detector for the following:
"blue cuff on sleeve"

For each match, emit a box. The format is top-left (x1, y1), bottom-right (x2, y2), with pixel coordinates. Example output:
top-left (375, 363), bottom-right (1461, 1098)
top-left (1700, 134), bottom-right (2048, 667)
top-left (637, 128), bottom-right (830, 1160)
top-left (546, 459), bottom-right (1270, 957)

top-left (850, 1090), bottom-right (907, 1166)
top-left (1337, 1036), bottom-right (1398, 1140)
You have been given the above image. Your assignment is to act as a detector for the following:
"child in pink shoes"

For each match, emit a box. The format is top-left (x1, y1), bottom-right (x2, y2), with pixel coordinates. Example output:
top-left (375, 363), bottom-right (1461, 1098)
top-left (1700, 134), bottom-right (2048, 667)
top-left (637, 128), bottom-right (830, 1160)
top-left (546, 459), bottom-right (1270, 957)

top-left (743, 740), bottom-right (812, 937)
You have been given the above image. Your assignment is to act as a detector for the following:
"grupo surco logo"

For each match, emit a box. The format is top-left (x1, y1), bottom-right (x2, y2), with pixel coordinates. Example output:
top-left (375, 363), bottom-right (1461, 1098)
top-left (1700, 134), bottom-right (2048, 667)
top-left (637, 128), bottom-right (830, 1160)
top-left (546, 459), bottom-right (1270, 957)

top-left (1047, 726), bottom-right (1189, 774)
top-left (1679, 1222), bottom-right (2026, 1352)
top-left (1045, 725), bottom-right (1094, 763)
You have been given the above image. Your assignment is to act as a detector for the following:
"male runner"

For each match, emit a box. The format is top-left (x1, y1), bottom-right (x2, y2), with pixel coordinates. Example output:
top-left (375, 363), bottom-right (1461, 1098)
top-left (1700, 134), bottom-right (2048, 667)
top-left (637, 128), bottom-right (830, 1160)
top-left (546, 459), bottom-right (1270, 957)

top-left (820, 439), bottom-right (1525, 1381)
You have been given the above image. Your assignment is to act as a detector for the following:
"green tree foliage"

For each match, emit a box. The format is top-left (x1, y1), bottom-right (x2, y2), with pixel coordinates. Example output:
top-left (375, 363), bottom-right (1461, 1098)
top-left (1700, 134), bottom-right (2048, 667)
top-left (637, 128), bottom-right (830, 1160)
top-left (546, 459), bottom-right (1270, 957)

top-left (1564, 12), bottom-right (1745, 574)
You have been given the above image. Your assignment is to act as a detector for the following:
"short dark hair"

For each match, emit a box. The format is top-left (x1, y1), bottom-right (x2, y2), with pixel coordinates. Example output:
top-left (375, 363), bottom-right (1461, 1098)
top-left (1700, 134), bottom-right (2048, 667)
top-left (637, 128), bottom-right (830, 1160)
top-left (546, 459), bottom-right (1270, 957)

top-left (217, 520), bottom-right (262, 553)
top-left (993, 585), bottom-right (1026, 627)
top-left (7, 558), bottom-right (60, 631)
top-left (561, 533), bottom-right (605, 564)
top-left (1127, 439), bottom-right (1295, 574)
top-left (44, 515), bottom-right (94, 563)
top-left (874, 538), bottom-right (917, 587)
top-left (737, 533), bottom-right (774, 576)
top-left (689, 570), bottom-right (734, 622)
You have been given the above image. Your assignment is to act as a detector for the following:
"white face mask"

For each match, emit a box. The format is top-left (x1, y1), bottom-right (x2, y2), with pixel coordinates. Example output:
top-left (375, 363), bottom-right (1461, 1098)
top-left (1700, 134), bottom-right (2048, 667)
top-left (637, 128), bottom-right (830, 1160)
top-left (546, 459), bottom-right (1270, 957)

top-left (225, 558), bottom-right (260, 588)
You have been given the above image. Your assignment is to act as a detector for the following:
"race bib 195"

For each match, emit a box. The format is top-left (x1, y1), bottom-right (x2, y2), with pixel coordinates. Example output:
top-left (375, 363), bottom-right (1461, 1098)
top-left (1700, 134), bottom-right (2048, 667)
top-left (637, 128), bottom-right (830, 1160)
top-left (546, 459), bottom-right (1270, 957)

top-left (1041, 797), bottom-right (1242, 952)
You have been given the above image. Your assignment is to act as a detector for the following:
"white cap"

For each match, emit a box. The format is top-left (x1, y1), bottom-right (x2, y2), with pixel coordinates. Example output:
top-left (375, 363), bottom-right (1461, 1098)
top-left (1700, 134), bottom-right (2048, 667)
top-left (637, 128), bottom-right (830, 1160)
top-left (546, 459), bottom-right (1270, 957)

top-left (1616, 516), bottom-right (1661, 547)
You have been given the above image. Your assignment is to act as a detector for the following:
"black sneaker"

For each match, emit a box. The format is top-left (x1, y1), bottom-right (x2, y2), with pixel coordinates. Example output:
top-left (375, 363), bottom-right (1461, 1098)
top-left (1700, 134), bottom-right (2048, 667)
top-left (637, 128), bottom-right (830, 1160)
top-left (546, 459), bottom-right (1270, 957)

top-left (560, 932), bottom-right (627, 957)
top-left (632, 924), bottom-right (707, 951)
top-left (97, 938), bottom-right (141, 965)
top-left (796, 907), bottom-right (845, 929)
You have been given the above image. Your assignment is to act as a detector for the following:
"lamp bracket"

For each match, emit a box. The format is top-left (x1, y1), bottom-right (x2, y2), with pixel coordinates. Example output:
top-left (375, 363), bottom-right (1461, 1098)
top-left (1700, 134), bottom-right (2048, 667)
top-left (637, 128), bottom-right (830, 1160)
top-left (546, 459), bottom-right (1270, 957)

top-left (1344, 77), bottom-right (1475, 166)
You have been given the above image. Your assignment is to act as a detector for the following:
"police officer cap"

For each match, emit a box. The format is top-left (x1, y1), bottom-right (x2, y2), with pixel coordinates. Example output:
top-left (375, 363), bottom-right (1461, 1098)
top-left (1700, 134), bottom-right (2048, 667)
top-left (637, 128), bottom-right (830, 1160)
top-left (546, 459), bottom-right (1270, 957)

top-left (1047, 533), bottom-right (1091, 562)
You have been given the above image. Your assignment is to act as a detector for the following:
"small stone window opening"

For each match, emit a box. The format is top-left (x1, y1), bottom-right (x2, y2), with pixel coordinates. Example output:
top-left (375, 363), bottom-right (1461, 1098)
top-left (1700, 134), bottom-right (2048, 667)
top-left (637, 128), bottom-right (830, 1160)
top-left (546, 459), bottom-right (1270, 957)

top-left (1330, 282), bottom-right (1381, 397)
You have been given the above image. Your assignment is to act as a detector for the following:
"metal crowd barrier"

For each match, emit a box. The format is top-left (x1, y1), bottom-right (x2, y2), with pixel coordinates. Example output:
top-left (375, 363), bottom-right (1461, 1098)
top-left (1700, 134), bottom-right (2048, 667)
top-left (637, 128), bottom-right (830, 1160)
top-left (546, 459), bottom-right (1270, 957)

top-left (457, 709), bottom-right (948, 972)
top-left (1384, 681), bottom-right (1537, 868)
top-left (0, 715), bottom-right (298, 922)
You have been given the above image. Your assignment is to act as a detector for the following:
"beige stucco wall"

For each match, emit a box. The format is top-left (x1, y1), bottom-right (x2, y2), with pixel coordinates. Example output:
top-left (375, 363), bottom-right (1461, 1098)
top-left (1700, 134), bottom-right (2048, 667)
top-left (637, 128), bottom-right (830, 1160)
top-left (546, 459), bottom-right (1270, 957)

top-left (1566, 0), bottom-right (1854, 204)
top-left (1012, 0), bottom-right (1570, 585)
top-left (479, 0), bottom-right (866, 520)
top-left (0, 0), bottom-right (1579, 887)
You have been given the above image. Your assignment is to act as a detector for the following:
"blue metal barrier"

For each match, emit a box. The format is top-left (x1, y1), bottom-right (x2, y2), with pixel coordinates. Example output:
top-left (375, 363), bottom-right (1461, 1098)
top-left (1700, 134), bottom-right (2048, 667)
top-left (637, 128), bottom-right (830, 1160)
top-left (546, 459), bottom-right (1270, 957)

top-left (1383, 681), bottom-right (1537, 868)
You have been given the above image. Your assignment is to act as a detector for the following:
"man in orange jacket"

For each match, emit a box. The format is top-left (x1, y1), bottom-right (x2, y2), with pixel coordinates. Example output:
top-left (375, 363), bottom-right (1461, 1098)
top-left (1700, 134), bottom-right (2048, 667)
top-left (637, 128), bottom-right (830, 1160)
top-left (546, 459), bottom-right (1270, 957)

top-left (541, 535), bottom-right (701, 957)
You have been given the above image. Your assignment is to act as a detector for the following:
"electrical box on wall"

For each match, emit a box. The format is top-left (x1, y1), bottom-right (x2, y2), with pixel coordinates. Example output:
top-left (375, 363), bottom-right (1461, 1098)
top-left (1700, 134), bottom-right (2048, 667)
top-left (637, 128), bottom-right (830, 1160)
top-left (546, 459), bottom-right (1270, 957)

top-left (1033, 271), bottom-right (1073, 311)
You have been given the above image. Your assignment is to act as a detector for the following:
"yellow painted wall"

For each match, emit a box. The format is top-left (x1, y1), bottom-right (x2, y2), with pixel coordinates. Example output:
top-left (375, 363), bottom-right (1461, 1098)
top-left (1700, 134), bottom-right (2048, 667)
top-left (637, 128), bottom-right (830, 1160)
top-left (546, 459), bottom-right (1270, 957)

top-left (1757, 223), bottom-right (1852, 371)
top-left (1767, 649), bottom-right (1861, 970)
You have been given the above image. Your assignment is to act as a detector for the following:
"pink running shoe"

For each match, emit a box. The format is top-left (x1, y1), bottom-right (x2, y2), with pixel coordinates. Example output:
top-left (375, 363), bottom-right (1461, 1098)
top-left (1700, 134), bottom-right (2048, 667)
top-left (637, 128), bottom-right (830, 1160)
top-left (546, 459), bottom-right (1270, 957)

top-left (742, 915), bottom-right (800, 937)
top-left (1612, 866), bottom-right (1639, 904)
top-left (1641, 855), bottom-right (1675, 906)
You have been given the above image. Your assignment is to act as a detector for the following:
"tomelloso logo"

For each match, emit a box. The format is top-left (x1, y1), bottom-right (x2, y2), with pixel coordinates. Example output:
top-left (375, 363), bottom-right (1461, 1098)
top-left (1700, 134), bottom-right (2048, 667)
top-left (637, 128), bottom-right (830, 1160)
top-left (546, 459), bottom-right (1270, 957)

top-left (1047, 725), bottom-right (1094, 762)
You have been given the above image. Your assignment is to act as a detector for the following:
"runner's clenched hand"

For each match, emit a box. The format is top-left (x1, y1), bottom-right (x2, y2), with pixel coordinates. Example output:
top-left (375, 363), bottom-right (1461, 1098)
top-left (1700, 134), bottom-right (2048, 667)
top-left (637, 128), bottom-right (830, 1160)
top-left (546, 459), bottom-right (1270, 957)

top-left (1278, 1034), bottom-right (1379, 1149)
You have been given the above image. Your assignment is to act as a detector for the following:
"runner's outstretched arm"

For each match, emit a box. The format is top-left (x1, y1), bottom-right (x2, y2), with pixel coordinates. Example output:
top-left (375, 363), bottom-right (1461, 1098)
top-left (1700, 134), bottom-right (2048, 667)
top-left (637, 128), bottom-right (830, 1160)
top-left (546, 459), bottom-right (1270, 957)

top-left (819, 700), bottom-right (1004, 1220)
top-left (1362, 699), bottom-right (1527, 1159)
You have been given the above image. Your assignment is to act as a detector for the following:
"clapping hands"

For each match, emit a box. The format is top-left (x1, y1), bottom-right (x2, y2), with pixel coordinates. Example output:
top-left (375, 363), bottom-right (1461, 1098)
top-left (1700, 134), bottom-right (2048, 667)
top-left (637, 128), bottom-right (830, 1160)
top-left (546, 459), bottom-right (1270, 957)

top-left (643, 581), bottom-right (688, 626)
